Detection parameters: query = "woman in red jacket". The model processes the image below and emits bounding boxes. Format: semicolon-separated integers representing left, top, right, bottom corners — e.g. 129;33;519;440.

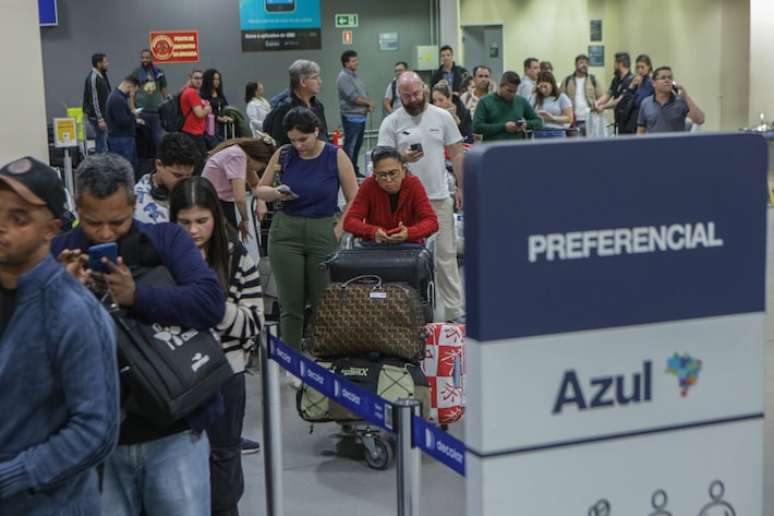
344;146;439;244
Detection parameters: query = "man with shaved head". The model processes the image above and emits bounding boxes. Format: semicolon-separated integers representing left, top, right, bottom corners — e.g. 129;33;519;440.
377;71;466;323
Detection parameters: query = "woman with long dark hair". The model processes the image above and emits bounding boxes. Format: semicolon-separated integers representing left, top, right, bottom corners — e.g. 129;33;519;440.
169;176;263;516
531;70;573;137
255;107;358;360
202;136;276;239
201;68;233;142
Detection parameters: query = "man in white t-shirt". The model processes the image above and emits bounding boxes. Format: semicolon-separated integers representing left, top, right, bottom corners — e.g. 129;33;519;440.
517;57;539;100
377;71;466;323
560;54;605;136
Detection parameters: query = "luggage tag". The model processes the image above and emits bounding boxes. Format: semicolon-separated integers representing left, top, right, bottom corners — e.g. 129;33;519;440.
370;290;388;302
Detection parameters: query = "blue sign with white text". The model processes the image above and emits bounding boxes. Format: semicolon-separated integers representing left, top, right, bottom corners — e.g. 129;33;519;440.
413;416;466;476
240;0;321;51
464;133;768;342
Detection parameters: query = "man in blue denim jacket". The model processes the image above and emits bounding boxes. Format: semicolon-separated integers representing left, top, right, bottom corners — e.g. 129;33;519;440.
51;154;225;516
0;157;120;516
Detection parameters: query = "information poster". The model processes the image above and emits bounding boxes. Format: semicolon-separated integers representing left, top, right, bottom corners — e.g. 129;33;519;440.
149;31;200;63
240;0;321;51
53;118;77;148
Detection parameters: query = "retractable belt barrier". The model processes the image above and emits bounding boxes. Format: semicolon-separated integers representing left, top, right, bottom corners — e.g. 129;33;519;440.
261;332;467;516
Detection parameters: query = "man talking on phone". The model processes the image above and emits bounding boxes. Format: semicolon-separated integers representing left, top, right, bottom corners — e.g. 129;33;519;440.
472;71;543;142
0;157;119;516
51;153;225;516
377;71;466;324
637;66;705;134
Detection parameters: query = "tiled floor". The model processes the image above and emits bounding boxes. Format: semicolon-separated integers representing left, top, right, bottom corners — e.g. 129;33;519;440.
239;210;774;516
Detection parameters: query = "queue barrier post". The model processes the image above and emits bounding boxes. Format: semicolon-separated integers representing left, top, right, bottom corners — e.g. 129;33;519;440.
63;149;74;195
395;398;422;516
260;323;285;516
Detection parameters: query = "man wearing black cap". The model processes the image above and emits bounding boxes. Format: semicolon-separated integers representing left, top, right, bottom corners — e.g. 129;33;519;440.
0;157;120;516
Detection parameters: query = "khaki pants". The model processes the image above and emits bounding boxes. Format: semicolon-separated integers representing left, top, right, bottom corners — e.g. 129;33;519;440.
430;198;465;320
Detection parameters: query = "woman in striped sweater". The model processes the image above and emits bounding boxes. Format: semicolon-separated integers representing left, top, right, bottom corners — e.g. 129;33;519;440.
170;176;263;516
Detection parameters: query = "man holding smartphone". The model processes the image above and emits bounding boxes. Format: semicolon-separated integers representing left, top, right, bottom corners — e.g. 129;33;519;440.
378;71;466;323
637;66;705;134
52;153;225;516
472;71;544;141
0;157;119;516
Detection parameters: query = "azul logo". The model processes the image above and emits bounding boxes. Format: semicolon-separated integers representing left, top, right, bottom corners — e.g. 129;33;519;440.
666;353;702;397
552;362;652;414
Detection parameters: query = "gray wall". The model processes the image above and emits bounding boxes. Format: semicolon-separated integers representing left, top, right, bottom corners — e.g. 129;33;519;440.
40;0;434;128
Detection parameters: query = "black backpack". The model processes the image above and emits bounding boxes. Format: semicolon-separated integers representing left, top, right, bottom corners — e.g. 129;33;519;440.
158;92;191;132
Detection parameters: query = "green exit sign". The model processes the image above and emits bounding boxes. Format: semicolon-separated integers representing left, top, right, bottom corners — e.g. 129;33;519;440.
335;14;358;28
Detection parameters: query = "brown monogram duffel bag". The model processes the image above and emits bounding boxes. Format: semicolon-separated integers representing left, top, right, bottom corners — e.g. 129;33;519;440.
308;275;426;361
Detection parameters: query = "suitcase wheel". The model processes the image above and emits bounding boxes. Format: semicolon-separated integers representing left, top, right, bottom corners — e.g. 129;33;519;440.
363;434;393;471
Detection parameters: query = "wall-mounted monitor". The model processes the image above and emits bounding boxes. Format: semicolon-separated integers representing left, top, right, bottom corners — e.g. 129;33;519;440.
39;0;58;27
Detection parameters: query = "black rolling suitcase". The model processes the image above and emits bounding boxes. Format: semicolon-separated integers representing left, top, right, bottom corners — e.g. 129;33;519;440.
323;244;435;322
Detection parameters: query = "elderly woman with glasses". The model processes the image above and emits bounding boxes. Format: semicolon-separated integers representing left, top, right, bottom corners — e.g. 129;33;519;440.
343;146;438;245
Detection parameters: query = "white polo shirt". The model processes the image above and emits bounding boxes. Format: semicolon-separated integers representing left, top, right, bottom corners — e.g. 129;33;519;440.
377;104;463;200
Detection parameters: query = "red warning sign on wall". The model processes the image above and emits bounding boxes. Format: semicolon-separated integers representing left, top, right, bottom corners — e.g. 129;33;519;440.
149;31;200;63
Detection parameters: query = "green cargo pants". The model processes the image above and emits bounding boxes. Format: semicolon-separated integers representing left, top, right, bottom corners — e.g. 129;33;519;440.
267;212;338;351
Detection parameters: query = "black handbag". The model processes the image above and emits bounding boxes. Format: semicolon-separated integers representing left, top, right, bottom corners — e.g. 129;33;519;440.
112;265;233;427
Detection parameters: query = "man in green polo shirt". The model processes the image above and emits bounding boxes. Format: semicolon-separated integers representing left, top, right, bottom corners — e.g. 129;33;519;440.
472;71;543;142
131;49;168;151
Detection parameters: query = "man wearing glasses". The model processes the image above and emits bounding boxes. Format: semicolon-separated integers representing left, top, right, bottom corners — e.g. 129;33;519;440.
637;66;705;134
265;59;329;147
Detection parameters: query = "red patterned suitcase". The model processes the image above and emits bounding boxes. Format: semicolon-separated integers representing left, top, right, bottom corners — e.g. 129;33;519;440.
421;323;465;425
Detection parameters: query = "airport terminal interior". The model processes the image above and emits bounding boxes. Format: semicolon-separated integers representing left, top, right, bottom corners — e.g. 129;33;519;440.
2;0;774;514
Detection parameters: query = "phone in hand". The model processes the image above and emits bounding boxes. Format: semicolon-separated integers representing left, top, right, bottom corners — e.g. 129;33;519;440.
88;243;118;274
409;143;423;153
672;81;680;95
386;227;402;235
276;184;299;200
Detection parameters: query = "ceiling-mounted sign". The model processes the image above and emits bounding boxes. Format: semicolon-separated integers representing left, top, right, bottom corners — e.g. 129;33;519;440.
335;13;359;28
149;31;200;63
342;30;353;45
240;0;322;52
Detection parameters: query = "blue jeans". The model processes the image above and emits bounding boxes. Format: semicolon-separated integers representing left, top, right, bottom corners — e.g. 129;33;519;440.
342;117;366;175
100;431;211;516
108;136;138;170
89;119;109;153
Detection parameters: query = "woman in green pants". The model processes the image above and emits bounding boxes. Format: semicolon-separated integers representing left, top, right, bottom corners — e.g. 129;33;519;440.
256;107;358;358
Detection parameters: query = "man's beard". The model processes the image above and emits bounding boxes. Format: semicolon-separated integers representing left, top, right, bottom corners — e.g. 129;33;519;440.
404;97;426;116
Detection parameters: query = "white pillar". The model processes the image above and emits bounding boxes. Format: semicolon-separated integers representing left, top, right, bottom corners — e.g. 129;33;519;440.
0;0;48;164
749;0;774;124
438;0;461;62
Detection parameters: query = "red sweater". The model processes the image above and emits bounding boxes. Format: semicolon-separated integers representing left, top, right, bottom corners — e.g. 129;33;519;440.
344;175;439;243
